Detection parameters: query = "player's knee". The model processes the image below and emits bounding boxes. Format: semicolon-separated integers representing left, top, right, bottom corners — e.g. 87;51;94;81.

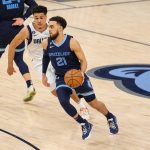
88;99;98;109
84;94;96;103
15;61;29;75
88;99;106;110
14;57;29;75
56;86;72;100
18;65;29;74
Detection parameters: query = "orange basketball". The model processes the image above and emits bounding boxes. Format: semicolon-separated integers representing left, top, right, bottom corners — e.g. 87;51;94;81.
64;69;84;88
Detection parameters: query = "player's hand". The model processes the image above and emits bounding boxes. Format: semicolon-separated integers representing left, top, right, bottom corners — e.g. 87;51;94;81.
7;66;16;75
42;74;50;87
12;18;24;26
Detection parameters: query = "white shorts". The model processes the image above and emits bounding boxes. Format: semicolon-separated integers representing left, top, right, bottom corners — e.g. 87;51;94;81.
32;59;56;91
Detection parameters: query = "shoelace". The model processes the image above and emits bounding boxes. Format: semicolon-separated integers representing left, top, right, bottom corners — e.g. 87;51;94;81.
82;125;88;134
108;118;116;129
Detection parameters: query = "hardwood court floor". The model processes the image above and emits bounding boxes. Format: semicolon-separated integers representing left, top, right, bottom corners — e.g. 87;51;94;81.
0;0;150;149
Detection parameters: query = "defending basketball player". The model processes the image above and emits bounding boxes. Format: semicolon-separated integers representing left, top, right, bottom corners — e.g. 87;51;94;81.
7;6;89;119
42;16;119;140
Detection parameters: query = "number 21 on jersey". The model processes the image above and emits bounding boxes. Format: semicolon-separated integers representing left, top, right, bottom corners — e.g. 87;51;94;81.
56;57;67;66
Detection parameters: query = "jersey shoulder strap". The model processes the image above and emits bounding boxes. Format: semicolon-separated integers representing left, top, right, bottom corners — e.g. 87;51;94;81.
26;24;32;45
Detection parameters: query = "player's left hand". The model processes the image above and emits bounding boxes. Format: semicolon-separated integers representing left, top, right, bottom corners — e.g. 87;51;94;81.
42;74;50;87
12;18;24;26
80;71;85;85
7;66;16;75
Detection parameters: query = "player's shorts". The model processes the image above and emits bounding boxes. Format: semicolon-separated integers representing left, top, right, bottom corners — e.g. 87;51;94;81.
0;20;25;51
32;59;56;91
56;74;96;102
75;74;96;102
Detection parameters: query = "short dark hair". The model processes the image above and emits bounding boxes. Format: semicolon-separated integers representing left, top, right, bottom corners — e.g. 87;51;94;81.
32;5;47;15
49;16;67;29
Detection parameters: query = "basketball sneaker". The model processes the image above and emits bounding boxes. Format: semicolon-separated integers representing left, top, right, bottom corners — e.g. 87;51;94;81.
23;85;36;102
79;100;90;120
81;121;93;140
107;115;119;134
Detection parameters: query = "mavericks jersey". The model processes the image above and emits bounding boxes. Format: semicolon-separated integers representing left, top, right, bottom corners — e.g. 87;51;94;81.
47;35;80;76
27;23;49;60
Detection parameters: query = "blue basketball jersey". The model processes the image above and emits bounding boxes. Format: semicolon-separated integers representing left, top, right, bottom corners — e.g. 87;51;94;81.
47;35;81;76
0;0;37;21
0;0;24;20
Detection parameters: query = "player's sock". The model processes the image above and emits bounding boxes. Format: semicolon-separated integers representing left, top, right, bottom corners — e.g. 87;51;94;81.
26;80;33;88
105;111;114;119
75;114;87;124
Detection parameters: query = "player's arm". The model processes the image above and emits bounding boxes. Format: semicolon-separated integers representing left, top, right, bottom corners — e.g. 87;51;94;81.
42;39;50;87
12;0;38;26
24;0;38;20
7;27;29;75
70;38;87;73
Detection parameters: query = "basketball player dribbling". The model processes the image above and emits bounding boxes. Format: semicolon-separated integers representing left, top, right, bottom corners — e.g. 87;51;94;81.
42;16;119;140
0;0;37;102
7;5;89;119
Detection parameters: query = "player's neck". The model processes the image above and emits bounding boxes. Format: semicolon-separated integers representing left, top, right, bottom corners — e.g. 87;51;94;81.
54;34;65;45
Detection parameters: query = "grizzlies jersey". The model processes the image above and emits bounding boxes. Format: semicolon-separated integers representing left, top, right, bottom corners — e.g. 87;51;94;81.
0;0;37;21
27;23;49;60
47;35;80;76
0;0;24;20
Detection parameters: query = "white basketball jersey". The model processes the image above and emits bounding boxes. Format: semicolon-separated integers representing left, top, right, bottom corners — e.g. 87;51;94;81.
27;23;49;60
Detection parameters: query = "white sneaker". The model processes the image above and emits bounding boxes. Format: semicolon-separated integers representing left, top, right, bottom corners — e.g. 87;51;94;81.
23;85;36;102
79;99;90;120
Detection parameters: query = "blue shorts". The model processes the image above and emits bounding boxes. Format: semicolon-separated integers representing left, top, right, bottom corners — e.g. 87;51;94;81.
0;20;25;50
56;74;96;102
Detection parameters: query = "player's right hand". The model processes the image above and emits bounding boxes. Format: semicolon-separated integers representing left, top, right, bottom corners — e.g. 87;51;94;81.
7;66;16;75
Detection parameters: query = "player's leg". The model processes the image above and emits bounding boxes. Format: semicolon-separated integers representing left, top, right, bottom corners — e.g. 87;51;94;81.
88;98;118;134
0;21;35;101
76;74;119;134
14;49;36;102
51;88;90;119
56;84;92;140
45;64;90;119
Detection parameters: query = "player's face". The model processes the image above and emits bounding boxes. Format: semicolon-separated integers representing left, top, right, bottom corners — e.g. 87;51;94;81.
48;21;60;40
33;13;47;29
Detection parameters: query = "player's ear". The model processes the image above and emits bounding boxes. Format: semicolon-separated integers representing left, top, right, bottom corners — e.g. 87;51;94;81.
59;25;63;31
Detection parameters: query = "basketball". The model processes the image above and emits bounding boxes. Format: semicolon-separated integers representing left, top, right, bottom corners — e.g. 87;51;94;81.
64;69;84;88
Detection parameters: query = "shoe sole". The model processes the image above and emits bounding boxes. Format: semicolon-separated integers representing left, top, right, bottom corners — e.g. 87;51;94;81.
23;91;36;102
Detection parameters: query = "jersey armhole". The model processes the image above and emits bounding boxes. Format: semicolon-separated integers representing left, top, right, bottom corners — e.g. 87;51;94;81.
46;37;51;50
27;25;32;45
69;35;74;51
